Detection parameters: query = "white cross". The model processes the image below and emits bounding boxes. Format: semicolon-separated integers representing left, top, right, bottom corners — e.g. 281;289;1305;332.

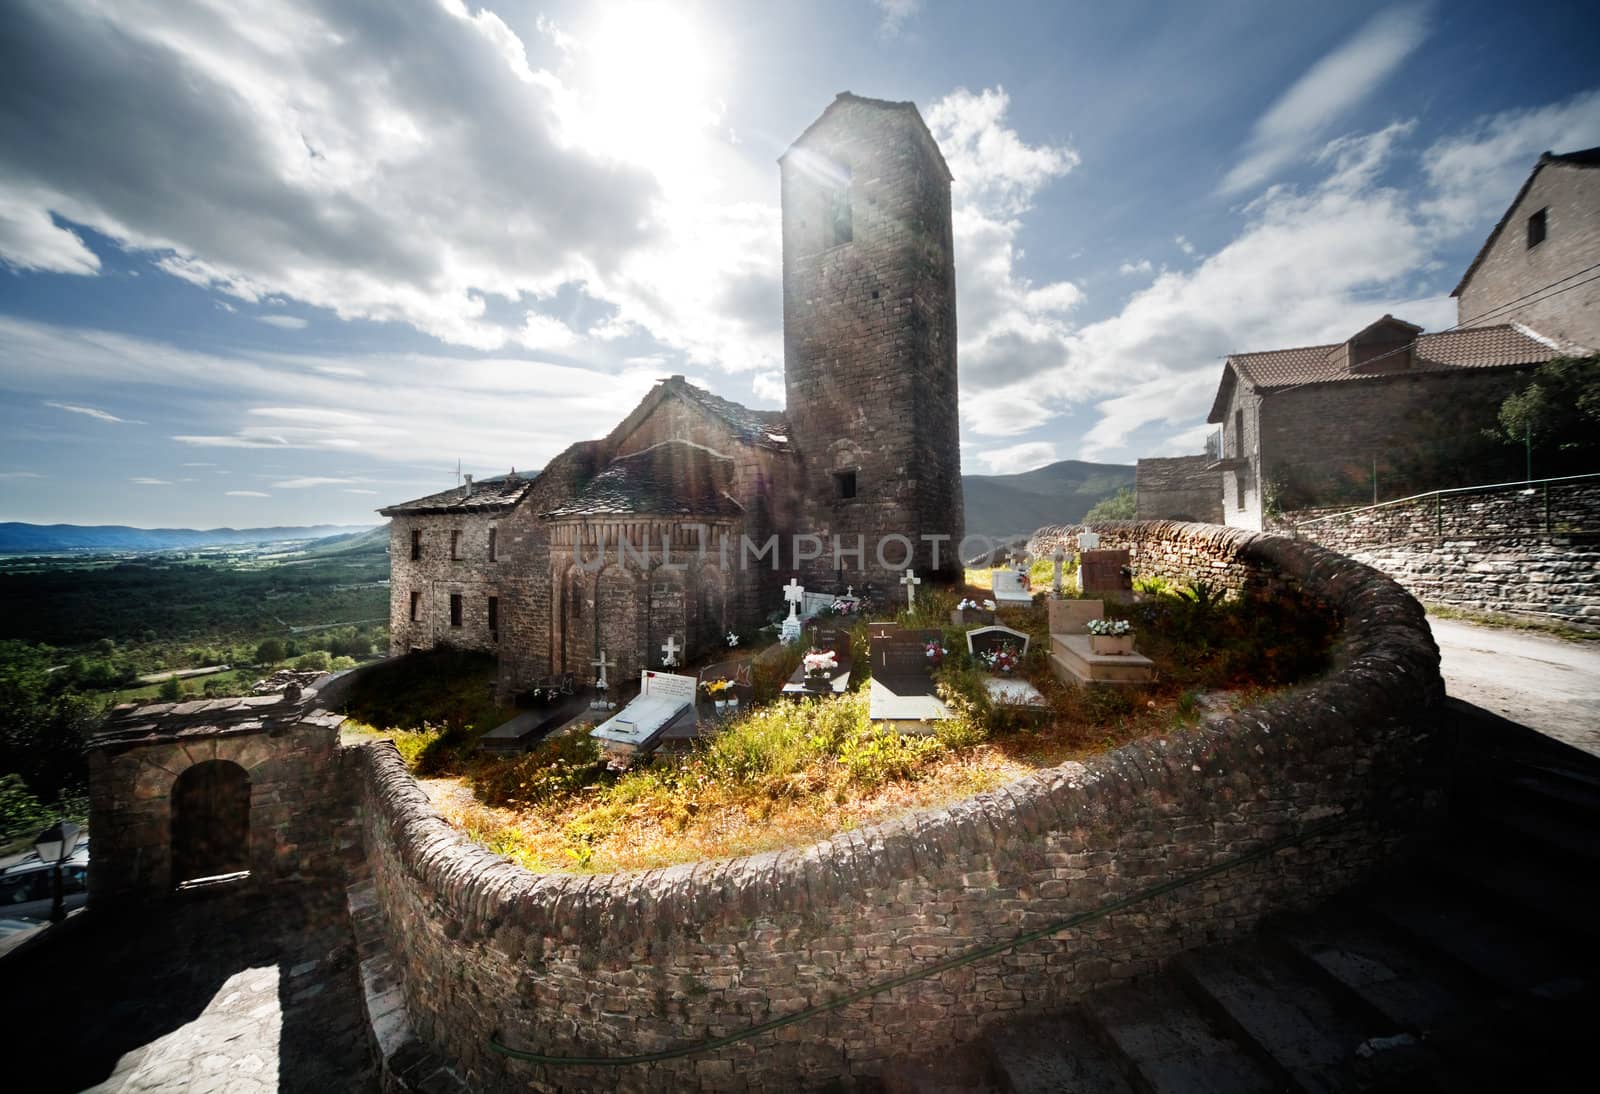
782;577;805;619
845;585;854;598
660;635;681;667
591;649;614;691
726;631;739;647
1076;531;1100;551
900;568;921;606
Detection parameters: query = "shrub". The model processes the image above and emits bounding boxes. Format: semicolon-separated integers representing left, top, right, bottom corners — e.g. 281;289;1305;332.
836;727;942;789
293;650;331;672
255;638;286;664
468;732;604;807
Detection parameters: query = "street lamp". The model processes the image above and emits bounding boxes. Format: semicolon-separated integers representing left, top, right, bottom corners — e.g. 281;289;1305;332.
32;819;81;924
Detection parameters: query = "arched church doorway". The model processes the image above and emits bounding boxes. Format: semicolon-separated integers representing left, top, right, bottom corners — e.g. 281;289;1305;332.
171;760;251;884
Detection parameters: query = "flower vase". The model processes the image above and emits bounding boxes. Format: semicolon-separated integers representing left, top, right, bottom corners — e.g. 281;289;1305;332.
714;699;727;712
1090;634;1135;656
804;673;830;693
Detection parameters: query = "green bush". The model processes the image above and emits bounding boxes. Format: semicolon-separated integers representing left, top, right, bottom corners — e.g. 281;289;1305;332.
468;732;603;807
836;727;942;789
255;638;286;664
293;650;331;672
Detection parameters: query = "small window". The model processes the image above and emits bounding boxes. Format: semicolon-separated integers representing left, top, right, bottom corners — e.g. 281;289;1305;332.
488;596;499;634
1528;207;1547;247
409;590;420;622
410;529;421;560
487;527;498;562
828;172;853;247
449;594;463;627
450;530;462;560
834;469;857;500
1233;409;1244;459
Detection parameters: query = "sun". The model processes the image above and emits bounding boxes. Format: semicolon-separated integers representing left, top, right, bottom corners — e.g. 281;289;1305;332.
577;3;724;175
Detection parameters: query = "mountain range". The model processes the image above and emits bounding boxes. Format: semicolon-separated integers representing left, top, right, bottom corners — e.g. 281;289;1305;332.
960;460;1134;539
0;522;382;554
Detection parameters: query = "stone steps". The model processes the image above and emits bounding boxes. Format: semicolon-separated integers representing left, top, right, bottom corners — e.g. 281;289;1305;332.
986;1012;1137;1094
1049;633;1156;686
1080;978;1280;1094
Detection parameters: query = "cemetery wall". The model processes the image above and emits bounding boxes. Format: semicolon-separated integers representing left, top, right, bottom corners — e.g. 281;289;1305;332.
351;522;1446;1092
1135;455;1223;523
1276;478;1600;625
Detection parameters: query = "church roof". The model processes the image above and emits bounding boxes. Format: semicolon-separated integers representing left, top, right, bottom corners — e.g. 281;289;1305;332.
543;441;744;521
670;378;791;450
1452;147;1600;298
1208;323;1562;422
378;472;536;516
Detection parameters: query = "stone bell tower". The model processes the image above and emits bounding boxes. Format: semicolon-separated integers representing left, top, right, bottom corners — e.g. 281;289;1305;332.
780;93;964;589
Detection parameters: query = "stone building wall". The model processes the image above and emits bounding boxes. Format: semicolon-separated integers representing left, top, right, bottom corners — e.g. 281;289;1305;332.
386;511;509;656
88;696;346;905
350;522;1446;1092
1456;159;1600;350
783;95;963;587
1277;478;1600;625
1135;455;1222;523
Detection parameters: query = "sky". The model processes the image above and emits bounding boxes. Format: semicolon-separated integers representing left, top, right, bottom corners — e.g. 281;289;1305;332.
1;0;1598;528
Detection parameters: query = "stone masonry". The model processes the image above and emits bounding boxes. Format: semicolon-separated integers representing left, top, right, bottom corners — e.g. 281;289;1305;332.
1134;455;1222;523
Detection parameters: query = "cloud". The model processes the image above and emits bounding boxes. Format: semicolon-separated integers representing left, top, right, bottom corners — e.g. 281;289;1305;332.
130;477;173;485
1220;4;1430;194
975;441;1057;474
343;488;379;495
226;490;271;497
270;476;371;489
0;191;100;273
44;400;140;424
256;315;308;330
1175;235;1195;256
0;471;44;479
1119;259;1154;276
874;0;921;36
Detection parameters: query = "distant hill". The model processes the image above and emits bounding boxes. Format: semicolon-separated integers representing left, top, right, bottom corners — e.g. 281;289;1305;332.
962;460;1135;539
295;523;391;558
0;521;382;554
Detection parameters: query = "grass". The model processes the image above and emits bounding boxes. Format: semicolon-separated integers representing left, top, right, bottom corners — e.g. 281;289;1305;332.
349;580;1338;874
1424;602;1599;642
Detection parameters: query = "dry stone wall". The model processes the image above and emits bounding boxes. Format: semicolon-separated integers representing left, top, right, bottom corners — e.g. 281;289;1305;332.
351;523;1446;1092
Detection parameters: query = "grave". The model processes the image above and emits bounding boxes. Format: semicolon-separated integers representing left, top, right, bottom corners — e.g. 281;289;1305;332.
965;625;1047;713
478;689;593;754
779;577;805;644
866;623;952;731
1046;596;1155;688
1079;548;1134;600
782;624;855;697
992;567;1034;605
697;657;753;718
590;670;700;757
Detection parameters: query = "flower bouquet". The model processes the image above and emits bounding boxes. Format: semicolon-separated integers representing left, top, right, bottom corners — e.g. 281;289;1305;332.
924;640;949;668
951;597;996;626
981;644;1021;674
802;648;838;691
1085;616;1135;655
701;677;737;711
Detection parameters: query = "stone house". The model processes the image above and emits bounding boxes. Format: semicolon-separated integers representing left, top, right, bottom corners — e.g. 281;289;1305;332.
379;94;964;699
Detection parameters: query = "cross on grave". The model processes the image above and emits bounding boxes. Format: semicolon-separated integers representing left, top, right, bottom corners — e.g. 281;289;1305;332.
900;568;922;606
782;577;805;620
591;649;615;692
726;631;739;647
1076;531;1101;551
660;635;681;667
845;585;854;598
1051;546;1065;595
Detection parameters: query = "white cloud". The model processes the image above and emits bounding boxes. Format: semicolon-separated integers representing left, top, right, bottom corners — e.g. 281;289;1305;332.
270;476;371;489
0;190;100;274
1220;4;1430;194
1119;259;1154;276
257;314;308;330
750;370;785;404
0;470;44;479
226;489;271;497
343;488;379;495
975;441;1057;474
130;477;173;485
874;0;921;37
1175;235;1195;256
44;400;141;424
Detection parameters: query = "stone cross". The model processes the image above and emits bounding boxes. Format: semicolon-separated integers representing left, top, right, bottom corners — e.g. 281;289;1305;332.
845;585;854;598
660;635;681;667
1076;531;1100;551
1051;546;1065;596
591;649;615;692
900;568;922;606
726;631;739;647
782;577;805;620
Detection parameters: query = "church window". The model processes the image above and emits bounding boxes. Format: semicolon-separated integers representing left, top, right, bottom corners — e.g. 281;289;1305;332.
828;167;853;247
409;590;420;622
834;469;857;499
488;527;498;561
410;529;421;560
449;594;463;627
450;530;462;560
488;596;499;634
1528;207;1547;248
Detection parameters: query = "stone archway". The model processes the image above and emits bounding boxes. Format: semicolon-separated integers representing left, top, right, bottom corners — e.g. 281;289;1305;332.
170;760;251;885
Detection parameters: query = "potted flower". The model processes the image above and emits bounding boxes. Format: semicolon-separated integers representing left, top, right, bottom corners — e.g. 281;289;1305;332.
802;648;838;691
981;644;1021;674
924;640;948;669
1085;617;1134;655
825;597;859;617
950;597;996;626
701;677;734;711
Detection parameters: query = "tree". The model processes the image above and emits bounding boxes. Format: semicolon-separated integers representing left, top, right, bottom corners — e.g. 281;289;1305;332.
1084;485;1136;523
158;676;184;702
255;638;286;665
1494;356;1600;475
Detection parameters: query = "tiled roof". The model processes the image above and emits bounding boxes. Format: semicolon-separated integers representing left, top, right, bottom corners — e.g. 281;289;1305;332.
544;441;744;521
1230;324;1559;389
670;379;790;451
379;472;535;516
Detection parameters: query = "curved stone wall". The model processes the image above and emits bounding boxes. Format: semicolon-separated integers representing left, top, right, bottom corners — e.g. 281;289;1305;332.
351;522;1446;1092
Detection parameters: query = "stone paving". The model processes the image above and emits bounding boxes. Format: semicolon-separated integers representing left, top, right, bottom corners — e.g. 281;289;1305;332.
0;883;376;1094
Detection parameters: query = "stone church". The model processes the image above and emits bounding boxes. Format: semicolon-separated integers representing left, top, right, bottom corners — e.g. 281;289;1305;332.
380;94;964;697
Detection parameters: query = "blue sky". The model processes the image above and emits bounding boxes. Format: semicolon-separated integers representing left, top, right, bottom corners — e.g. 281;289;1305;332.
1;0;1597;527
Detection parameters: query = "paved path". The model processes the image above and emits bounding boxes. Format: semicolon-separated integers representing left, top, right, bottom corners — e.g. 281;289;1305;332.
0;884;376;1094
1428;614;1600;758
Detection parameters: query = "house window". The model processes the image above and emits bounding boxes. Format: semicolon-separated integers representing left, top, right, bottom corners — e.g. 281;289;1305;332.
450;530;462;560
449;594;463;627
409;590;420;622
828;166;852;247
488;596;499;634
1528;207;1547;248
488;527;497;562
1233;409;1245;459
834;469;857;500
410;529;421;560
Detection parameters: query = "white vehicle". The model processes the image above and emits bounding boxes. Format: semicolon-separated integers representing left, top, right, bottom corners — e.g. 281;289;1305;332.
0;845;89;922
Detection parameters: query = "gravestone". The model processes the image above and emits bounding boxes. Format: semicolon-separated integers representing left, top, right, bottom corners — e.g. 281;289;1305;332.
782;624;854;697
866;623;951;730
992;568;1033;604
1080;549;1133;599
900;568;922;606
780;577;805;644
966;625;1046;712
591;670;699;755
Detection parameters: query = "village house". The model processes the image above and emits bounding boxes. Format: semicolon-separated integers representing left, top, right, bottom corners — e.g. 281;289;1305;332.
1138;146;1599;531
379;94;964;698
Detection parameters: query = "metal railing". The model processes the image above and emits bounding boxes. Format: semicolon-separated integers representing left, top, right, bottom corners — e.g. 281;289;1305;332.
1290;471;1600;536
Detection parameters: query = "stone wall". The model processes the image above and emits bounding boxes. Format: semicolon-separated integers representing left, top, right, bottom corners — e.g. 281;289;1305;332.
350;522;1445;1091
783;95;963;586
1135;456;1222;523
88;695;346;905
1276;478;1600;625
